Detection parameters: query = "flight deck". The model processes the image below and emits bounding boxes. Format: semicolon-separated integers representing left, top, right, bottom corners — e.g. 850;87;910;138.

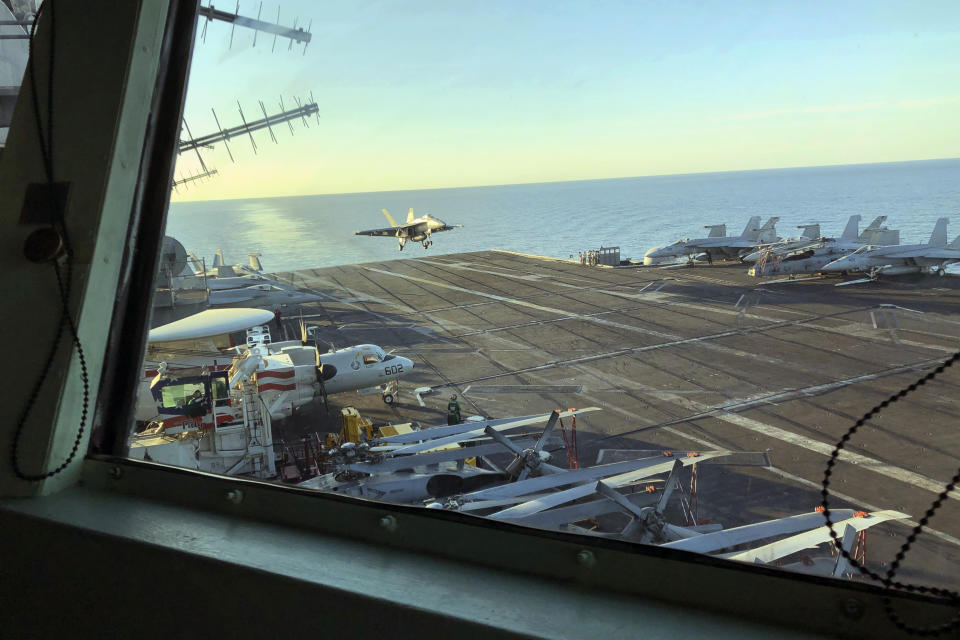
272;250;960;589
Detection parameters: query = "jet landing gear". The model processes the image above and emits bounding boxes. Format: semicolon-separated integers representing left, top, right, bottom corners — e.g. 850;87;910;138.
421;239;433;249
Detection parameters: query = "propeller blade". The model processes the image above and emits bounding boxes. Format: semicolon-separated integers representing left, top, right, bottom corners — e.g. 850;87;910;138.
655;459;683;515
832;524;859;577
595;480;648;520
483;425;526;457
533;410;560;454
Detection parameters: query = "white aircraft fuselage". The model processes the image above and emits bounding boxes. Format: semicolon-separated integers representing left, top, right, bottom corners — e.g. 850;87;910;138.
355;208;462;250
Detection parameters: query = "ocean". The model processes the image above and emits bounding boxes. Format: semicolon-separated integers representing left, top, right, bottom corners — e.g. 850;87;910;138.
167;158;960;273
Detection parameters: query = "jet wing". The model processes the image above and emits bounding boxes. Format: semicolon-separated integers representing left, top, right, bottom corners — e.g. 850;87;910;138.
886;248;958;260
355;227;398;237
433;224;463;232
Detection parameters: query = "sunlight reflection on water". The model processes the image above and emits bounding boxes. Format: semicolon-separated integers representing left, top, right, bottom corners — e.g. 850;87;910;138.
167;159;960;273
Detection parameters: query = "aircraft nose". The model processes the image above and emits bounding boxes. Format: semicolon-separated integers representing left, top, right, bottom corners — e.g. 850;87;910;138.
821;260;845;272
400;356;414;371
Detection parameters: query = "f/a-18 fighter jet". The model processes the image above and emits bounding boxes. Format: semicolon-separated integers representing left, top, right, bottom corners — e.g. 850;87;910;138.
685;216;780;262
747;215;901;277
821;217;959;283
355;208;462;251
643;221;732;265
742;223;825;263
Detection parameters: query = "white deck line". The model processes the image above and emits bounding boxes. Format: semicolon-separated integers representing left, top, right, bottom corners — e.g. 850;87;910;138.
366;266;960;503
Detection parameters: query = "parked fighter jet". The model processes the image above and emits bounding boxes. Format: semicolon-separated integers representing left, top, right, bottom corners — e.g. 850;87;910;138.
643;222;730;265
187;249;266;279
742;223;825;263
207;282;324;307
821;218;959;283
686;216;780;261
355;208;462;251
747;215;901;277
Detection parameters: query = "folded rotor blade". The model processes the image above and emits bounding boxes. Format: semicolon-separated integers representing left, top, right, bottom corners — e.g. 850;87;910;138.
345;439;539;473
661;510;856;554
516;493;661;530
719;510;908;564
376;409;597;445
489;452;728;520
460;455;685;503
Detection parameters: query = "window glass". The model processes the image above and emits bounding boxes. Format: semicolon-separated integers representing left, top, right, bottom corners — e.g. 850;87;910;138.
0;1;34;149
130;0;960;598
159;382;205;410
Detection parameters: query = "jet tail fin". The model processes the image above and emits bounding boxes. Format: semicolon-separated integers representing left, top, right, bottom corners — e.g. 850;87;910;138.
928;217;948;247
186;252;205;275
248;253;263;271
863;215;886;232
212;250;224;269
739;216;762;239
949;234;960;250
754;217;779;243
406;208;415;223
703;224;726;238
381;209;398;227
840;215;860;242
797;224;820;240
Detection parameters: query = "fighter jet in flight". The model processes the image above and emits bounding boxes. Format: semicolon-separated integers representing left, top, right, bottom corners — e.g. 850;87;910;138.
356;208;462;251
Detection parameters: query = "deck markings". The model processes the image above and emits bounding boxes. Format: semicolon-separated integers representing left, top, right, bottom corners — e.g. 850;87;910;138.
365;264;959;501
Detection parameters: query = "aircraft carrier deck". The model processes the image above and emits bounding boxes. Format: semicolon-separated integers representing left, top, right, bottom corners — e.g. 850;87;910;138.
273;250;960;589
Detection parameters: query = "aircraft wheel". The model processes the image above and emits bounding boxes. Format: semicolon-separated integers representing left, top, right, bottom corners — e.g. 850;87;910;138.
382;393;394;405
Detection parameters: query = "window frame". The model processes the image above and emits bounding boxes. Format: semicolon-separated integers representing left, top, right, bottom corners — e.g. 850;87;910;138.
1;2;956;637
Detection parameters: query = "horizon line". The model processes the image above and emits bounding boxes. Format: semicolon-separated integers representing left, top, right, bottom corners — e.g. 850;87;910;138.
171;155;960;204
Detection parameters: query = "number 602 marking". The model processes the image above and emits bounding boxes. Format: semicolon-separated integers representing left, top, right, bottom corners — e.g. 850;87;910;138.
384;364;404;375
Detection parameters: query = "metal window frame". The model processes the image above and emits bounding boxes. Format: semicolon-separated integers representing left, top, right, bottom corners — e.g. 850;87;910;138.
0;3;956;637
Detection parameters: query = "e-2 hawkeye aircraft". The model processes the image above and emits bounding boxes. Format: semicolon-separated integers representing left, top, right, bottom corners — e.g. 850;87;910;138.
355;208;462;250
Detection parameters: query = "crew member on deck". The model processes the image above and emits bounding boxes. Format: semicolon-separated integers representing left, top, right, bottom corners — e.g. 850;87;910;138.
447;395;462;425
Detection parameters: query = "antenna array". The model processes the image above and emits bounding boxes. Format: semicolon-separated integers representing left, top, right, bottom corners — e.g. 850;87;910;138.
178;96;319;160
199;2;313;54
173;96;319;190
172;168;219;192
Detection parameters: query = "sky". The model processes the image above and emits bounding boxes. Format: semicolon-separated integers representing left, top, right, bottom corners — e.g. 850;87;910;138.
172;1;960;201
